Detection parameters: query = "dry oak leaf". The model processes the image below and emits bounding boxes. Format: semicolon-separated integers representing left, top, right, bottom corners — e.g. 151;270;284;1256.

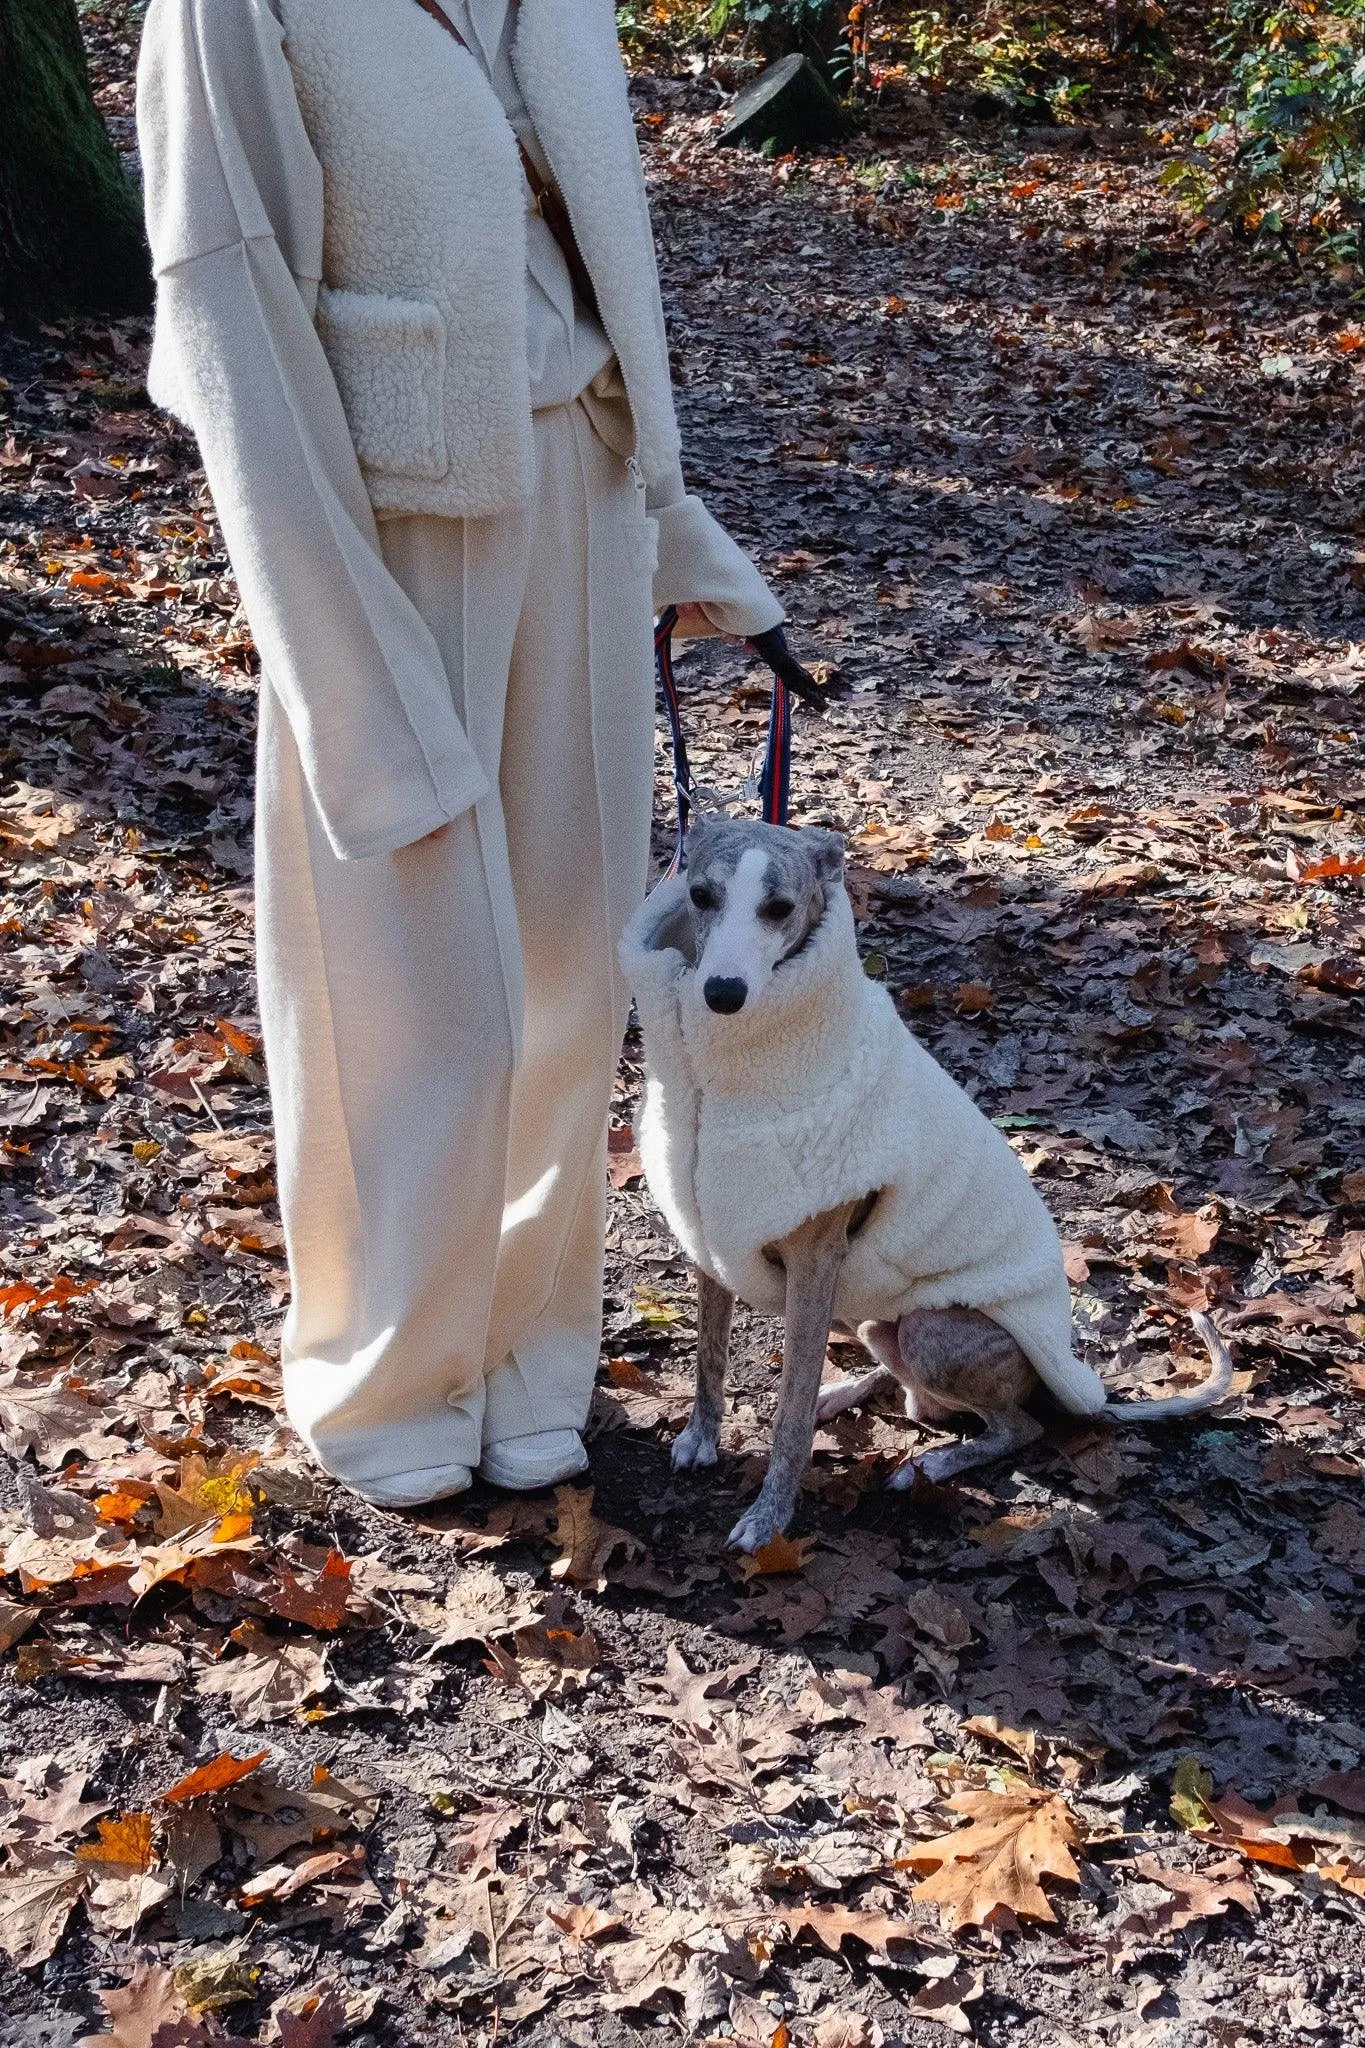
79;1962;194;2046
446;1801;522;1880
0;1844;86;1967
484;1621;600;1695
813;2017;884;2048
405;1563;543;1652
195;1620;329;1724
0;1594;36;1652
735;1532;816;1579
0;1370;124;1468
910;1962;986;2035
18;1636;188;1686
546;1898;626;1946
159;1749;270;1805
1129;1854;1256;1931
0;1763;111;1850
548;1483;642;1589
780;1901;925;1956
275;1989;348;2048
222;1764;380;1861
638;1645;761;1730
902;1787;1084;1931
265;1549;354;1632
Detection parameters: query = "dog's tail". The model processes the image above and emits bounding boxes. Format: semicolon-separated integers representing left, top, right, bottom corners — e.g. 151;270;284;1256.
1102;1312;1234;1420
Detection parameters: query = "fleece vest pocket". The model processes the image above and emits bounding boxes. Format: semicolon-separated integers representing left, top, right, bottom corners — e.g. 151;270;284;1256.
316;287;449;483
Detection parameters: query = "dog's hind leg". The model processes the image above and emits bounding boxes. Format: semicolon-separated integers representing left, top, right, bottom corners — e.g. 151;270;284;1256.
814;1364;894;1422
729;1202;856;1552
883;1306;1043;1489
671;1268;734;1470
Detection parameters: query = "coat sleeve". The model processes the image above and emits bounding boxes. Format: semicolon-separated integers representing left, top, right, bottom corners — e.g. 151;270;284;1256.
645;454;785;639
136;0;490;861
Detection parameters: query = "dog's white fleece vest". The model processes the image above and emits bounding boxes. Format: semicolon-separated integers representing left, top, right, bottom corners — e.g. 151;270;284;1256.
620;875;1108;1415
275;0;681;518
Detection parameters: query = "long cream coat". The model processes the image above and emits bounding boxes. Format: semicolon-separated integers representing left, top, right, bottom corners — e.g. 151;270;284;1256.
136;0;783;1491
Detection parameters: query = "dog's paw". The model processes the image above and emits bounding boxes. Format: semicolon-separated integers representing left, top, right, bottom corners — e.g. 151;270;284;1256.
814;1383;852;1424
670;1419;719;1471
904;1445;962;1485
727;1497;788;1553
886;1455;922;1492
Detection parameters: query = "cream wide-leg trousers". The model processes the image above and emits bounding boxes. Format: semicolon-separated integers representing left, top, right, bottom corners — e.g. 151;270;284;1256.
254;400;657;1487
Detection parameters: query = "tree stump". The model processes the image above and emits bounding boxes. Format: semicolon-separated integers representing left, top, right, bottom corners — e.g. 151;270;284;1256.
0;0;152;321
716;55;852;155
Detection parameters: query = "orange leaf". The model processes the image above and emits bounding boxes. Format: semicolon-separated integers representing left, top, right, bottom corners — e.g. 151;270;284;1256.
230;1339;274;1363
96;1486;155;1523
1297;854;1365;884
266;1549;352;1630
1231;1835;1306;1869
737;1533;814;1578
77;1811;154;1871
160;1748;270;1804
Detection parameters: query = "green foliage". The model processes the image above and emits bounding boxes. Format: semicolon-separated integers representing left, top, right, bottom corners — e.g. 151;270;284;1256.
1171;1;1365;271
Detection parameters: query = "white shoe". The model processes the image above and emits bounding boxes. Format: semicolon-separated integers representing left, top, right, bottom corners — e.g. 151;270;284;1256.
349;1462;474;1508
479;1429;588;1491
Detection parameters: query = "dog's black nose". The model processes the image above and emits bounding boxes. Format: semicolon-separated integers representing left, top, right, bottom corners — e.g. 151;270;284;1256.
704;976;748;1014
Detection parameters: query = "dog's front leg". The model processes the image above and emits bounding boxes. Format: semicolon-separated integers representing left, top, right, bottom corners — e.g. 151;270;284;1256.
728;1206;850;1553
671;1267;734;1470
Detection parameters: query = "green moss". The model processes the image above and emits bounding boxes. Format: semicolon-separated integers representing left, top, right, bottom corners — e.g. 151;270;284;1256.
0;0;152;320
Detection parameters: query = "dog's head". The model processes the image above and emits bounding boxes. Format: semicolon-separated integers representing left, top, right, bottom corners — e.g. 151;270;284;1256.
683;819;845;1015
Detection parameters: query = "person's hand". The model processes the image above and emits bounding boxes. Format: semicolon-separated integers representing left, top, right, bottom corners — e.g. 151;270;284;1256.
672;601;729;641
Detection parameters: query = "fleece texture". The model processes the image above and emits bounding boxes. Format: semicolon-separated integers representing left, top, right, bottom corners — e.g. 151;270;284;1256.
620;876;1109;1416
274;0;682;516
278;0;534;518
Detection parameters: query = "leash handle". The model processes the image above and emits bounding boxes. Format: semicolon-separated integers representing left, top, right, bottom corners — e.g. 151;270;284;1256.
654;611;814;868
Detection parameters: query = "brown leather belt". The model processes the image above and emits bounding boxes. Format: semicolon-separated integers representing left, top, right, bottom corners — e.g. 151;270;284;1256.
411;0;600;319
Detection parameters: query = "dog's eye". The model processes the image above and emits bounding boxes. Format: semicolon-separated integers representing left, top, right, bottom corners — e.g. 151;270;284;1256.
688;883;718;912
760;898;795;922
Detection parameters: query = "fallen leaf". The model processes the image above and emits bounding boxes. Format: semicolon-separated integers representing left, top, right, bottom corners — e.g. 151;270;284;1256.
911;1963;986;2034
1130;1854;1257;1930
736;1532;815;1578
548;1484;641;1590
160;1749;271;1805
75;1811;154;1872
195;1621;329;1724
264;1548;353;1631
0;1845;86;1967
0;1371;123;1468
813;2017;884;2048
404;1564;543;1651
79;1961;193;2045
901;1788;1084;1930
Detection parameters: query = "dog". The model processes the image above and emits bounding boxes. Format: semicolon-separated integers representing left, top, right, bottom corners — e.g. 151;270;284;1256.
618;818;1232;1553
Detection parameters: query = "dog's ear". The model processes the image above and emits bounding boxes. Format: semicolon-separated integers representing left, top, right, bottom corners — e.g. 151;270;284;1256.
807;829;846;884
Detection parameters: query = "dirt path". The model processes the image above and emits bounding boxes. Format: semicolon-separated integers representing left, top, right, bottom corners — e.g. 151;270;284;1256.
0;37;1363;2048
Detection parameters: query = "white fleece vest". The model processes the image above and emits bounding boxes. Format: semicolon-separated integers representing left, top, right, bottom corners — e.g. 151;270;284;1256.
276;0;681;518
620;875;1108;1416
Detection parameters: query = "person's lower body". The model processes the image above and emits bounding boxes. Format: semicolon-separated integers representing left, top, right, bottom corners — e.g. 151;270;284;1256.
254;399;657;1501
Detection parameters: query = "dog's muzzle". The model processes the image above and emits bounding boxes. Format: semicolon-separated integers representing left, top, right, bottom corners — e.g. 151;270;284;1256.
703;975;748;1014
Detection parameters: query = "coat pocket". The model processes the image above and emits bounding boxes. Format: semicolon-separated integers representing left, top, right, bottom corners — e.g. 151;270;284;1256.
316;287;449;483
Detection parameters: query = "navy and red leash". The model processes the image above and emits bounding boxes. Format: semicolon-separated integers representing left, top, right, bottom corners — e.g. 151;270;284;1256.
653;606;823;870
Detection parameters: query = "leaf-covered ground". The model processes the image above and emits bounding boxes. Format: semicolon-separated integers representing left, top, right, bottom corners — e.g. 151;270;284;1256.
1;15;1364;2048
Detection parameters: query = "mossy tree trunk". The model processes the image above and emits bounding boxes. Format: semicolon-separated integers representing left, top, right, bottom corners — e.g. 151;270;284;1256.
0;0;152;321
